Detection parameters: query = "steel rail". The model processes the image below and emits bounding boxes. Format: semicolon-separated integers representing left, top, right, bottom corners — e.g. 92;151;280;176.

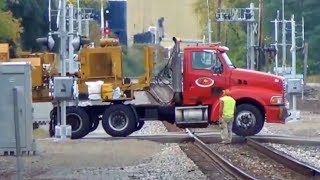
83;132;246;144
249;135;320;146
247;138;320;177
186;129;256;180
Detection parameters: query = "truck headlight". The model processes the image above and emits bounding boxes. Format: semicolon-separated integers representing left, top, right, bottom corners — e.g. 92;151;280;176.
270;96;284;105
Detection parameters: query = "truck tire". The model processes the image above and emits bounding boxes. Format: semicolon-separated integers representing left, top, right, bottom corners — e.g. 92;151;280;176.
232;104;264;136
90;116;100;132
49;108;57;137
49;107;91;139
136;121;145;131
90;120;99;132
66;107;91;139
102;104;137;137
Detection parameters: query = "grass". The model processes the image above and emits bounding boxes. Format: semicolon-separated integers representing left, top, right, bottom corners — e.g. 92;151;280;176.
306;75;320;83
33;128;49;139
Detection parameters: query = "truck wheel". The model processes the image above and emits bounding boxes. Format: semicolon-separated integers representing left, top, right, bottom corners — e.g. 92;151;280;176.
49;108;57;137
102;104;137;137
66;107;91;139
136;121;145;131
232;104;264;136
90;117;100;132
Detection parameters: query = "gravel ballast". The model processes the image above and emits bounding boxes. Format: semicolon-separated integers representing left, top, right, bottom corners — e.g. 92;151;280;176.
259;111;320;137
265;143;320;170
208;143;308;179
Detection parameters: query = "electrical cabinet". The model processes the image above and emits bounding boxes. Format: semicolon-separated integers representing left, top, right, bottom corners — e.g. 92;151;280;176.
53;76;74;100
286;78;303;94
0;62;34;154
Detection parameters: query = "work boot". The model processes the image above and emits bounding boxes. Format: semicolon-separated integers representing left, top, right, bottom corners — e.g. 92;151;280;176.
220;140;231;144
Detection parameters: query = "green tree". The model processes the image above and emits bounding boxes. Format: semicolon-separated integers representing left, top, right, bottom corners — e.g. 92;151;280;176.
0;0;22;44
7;0;48;51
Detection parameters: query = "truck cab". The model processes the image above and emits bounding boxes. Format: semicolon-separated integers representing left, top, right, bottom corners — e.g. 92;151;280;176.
173;40;289;136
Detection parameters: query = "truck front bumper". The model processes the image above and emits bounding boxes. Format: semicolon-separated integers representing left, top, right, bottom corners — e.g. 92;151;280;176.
265;105;289;124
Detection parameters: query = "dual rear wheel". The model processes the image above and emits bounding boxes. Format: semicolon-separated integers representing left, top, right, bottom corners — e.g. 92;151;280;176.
49;104;143;139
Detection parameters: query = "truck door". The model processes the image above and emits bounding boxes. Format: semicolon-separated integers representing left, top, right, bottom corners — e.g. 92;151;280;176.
183;50;228;105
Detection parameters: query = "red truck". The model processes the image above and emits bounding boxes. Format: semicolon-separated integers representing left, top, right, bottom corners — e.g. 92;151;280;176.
169;37;289;136
50;37;289;138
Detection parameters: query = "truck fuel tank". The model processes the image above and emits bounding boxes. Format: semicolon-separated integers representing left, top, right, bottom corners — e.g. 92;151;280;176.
175;105;209;128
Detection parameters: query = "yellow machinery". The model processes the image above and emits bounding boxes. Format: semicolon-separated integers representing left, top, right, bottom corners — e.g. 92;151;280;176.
0;43;9;62
0;43;58;102
77;38;154;101
0;38;154;103
10;52;58;102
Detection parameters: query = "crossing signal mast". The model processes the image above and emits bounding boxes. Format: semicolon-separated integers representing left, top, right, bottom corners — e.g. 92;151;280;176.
270;0;305;122
215;3;259;70
44;0;97;139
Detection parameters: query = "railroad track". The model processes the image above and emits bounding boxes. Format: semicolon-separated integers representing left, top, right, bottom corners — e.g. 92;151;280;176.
246;138;320;177
148;84;320;179
186;129;320;179
186;129;255;179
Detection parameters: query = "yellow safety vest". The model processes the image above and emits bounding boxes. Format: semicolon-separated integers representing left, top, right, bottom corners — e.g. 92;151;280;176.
220;96;236;120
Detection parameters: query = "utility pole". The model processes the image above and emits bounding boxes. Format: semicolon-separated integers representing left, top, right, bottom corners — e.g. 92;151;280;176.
100;0;105;38
291;15;297;121
281;0;286;70
49;0;52;32
68;4;74;74
249;3;255;70
58;0;68;139
217;0;222;41
303;42;308;85
77;0;82;35
85;20;90;37
257;0;264;71
271;11;280;75
206;0;212;43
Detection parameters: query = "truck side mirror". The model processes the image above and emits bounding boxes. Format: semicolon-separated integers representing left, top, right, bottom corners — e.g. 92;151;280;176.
217;65;223;74
212;64;223;74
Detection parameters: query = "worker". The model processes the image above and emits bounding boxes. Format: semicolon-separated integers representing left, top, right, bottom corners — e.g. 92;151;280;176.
219;89;236;144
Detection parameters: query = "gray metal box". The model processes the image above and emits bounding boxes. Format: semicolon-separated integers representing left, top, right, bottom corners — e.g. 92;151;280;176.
53;76;74;100
0;62;34;154
287;78;303;94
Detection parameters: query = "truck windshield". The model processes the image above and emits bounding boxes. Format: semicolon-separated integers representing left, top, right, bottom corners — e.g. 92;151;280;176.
222;53;235;68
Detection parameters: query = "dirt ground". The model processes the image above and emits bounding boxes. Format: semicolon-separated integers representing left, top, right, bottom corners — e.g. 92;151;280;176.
0;139;206;180
0;139;163;179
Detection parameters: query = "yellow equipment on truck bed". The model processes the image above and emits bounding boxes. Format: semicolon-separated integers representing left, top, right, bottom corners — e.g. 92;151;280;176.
0;43;9;62
77;39;154;101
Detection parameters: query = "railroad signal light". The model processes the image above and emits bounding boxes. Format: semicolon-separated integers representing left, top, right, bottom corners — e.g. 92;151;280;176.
36;33;55;51
72;35;91;51
104;27;111;35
